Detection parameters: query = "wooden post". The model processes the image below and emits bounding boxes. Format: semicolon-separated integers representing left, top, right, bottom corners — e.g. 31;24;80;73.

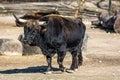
108;0;112;15
75;0;85;17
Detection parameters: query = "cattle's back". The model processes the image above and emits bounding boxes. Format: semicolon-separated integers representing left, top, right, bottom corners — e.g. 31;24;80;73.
42;15;86;48
43;15;85;37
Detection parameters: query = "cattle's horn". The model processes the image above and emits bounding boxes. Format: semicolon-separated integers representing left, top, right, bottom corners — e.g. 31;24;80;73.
18;18;27;23
13;13;27;23
39;21;46;25
13;13;19;22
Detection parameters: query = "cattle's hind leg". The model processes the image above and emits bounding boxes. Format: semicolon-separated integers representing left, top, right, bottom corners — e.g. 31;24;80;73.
78;49;83;66
57;51;66;72
70;51;78;71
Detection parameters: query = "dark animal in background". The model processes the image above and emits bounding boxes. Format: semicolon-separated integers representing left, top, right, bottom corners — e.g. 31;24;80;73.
13;10;60;27
91;10;120;33
92;11;114;29
15;14;86;73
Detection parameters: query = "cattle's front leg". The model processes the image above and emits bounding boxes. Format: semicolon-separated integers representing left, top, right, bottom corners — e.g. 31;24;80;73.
57;51;66;72
46;56;53;73
70;51;78;71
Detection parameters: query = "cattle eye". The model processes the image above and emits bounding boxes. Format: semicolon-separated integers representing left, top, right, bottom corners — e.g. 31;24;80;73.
32;30;35;33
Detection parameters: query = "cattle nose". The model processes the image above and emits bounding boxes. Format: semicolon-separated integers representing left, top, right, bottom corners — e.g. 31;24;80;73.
23;40;31;44
23;40;28;44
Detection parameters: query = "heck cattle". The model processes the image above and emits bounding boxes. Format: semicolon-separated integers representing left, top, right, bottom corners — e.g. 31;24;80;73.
13;10;60;27
17;14;86;73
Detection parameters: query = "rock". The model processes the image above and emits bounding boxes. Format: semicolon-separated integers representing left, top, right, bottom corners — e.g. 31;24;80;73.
114;17;120;33
98;0;109;10
84;2;99;12
84;1;109;13
22;44;41;55
0;39;22;56
85;2;97;9
0;4;5;9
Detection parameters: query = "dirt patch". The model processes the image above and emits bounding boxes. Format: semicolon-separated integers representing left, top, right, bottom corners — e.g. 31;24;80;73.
0;55;120;80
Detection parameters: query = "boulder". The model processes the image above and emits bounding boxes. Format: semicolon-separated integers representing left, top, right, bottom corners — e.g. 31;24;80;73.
22;44;42;55
0;4;5;9
114;17;120;33
84;2;103;13
0;39;22;56
84;2;98;11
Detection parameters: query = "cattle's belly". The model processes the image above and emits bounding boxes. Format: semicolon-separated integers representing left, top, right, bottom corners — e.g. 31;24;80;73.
67;40;80;48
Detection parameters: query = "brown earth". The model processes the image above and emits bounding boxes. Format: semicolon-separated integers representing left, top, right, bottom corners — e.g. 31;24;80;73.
0;16;120;80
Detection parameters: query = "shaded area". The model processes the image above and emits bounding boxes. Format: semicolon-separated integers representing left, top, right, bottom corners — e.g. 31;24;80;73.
0;66;59;74
91;25;115;33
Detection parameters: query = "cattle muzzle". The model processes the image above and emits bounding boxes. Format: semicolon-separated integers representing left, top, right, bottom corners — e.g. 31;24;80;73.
23;39;32;45
23;38;36;46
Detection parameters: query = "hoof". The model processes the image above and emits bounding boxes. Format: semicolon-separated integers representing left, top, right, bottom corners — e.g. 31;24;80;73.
66;69;74;73
52;71;64;74
44;71;52;74
60;67;67;72
66;69;78;73
78;62;82;66
74;69;78;72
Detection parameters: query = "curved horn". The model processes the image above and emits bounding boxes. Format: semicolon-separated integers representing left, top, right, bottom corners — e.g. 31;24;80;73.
39;21;46;25
13;13;27;23
13;13;19;22
18;18;27;23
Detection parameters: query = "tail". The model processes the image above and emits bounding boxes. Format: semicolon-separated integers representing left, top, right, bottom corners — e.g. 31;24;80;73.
78;32;88;66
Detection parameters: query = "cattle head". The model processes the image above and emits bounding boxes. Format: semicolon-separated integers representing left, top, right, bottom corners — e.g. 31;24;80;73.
23;20;47;46
13;14;47;45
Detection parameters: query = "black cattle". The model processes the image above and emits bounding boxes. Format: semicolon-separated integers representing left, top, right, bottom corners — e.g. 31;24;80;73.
17;14;86;73
13;10;60;27
92;11;114;29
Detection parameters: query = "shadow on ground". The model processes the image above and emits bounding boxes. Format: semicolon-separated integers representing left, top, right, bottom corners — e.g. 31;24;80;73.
0;66;60;74
91;25;115;33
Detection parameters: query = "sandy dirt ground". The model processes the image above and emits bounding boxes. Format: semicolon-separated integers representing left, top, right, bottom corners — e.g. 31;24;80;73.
0;16;120;80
